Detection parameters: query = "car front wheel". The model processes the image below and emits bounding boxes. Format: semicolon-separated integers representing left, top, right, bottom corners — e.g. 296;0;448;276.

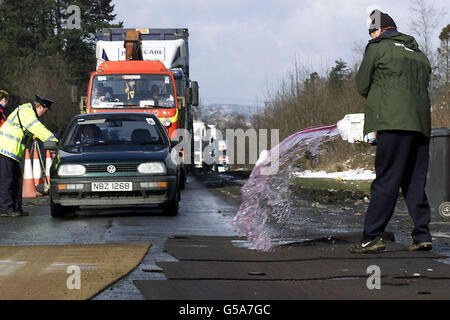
162;185;180;216
50;196;78;218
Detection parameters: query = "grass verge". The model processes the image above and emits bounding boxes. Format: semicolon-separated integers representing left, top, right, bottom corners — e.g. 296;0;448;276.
290;177;373;204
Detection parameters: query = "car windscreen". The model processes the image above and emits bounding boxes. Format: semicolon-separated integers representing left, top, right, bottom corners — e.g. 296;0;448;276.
63;116;168;148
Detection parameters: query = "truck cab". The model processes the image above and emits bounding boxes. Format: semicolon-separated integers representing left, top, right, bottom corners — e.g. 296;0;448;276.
87;60;183;138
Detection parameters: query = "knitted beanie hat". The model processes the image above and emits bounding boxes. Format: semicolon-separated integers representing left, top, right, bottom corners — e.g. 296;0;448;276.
369;9;397;34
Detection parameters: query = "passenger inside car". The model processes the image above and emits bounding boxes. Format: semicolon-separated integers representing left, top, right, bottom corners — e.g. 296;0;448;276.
131;128;152;144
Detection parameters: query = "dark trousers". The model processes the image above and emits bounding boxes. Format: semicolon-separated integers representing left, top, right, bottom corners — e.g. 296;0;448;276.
0;154;23;213
364;130;432;244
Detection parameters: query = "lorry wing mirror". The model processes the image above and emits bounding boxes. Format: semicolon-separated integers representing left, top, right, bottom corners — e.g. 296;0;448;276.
191;81;199;106
79;96;87;113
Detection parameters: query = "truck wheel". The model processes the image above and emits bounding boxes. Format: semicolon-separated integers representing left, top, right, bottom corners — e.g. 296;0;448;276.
439;202;450;220
50;196;78;218
162;198;179;216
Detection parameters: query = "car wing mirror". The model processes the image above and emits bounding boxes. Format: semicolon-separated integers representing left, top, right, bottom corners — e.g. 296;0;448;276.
44;140;58;151
170;136;183;148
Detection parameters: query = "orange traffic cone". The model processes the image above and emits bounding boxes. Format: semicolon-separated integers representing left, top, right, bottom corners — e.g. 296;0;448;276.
22;149;42;198
33;147;44;187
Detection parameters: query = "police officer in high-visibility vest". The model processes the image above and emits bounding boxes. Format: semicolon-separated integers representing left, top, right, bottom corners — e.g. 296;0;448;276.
0;95;58;217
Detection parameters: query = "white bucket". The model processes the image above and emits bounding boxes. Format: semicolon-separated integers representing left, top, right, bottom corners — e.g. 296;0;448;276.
337;113;377;144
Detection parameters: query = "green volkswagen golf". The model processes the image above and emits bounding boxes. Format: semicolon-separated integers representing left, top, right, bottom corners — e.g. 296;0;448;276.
45;112;181;217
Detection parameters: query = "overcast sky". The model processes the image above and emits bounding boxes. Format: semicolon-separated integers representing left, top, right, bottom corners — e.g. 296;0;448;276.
112;0;449;106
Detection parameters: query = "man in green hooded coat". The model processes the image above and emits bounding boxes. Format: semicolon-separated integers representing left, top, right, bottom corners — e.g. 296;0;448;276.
349;10;433;253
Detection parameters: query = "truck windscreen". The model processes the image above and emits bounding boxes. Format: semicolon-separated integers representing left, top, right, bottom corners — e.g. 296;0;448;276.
90;74;175;109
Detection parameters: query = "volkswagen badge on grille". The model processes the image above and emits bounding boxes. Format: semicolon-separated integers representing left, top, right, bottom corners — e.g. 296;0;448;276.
107;165;116;174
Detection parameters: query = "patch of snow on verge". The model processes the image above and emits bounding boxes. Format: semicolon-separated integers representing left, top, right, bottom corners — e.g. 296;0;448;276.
292;168;375;180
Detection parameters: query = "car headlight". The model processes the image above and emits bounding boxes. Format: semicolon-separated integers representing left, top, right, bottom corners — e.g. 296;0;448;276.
137;162;166;174
58;164;86;176
161;118;171;127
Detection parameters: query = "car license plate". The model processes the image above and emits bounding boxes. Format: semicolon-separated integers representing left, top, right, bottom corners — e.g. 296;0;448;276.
91;182;132;191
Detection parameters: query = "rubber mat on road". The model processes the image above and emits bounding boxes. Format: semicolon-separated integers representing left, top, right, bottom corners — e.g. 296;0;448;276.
156;258;450;281
163;236;445;262
146;234;449;300
167;232;395;245
167;235;247;243
133;278;450;300
0;242;150;300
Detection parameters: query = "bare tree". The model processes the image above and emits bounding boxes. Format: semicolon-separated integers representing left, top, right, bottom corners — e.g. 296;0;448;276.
408;0;444;59
437;24;450;87
351;40;366;71
432;24;450;126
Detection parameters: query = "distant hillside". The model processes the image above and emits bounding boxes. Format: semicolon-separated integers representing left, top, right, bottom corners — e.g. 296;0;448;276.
196;103;258;130
201;103;257;117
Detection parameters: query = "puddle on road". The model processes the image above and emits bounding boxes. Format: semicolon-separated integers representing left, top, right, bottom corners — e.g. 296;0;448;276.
231;238;310;250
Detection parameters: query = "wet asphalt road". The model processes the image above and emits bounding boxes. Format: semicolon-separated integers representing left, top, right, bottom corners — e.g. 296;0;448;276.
0;171;449;299
0;174;238;300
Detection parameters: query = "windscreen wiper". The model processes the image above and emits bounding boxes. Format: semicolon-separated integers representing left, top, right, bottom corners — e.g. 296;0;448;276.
102;104;141;108
133;141;165;145
81;140;114;146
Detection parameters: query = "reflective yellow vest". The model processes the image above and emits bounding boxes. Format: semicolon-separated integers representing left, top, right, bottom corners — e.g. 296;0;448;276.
0;103;58;162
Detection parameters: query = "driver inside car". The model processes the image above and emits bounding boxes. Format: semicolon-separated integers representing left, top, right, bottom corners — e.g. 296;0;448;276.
78;124;103;144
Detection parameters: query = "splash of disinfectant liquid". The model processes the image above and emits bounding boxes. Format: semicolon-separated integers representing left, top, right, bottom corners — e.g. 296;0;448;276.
232;124;343;251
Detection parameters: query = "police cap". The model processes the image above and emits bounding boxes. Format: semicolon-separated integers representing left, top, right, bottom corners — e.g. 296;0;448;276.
35;95;54;109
